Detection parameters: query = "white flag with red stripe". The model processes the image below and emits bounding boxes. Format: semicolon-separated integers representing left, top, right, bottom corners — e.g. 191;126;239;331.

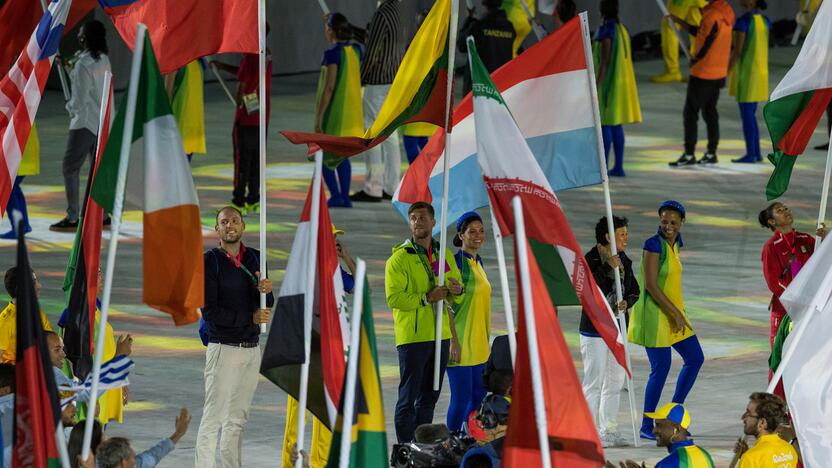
0;0;71;214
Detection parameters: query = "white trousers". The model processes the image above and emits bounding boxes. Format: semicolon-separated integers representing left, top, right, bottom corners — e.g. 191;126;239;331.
195;343;262;468
362;84;402;197
580;335;626;435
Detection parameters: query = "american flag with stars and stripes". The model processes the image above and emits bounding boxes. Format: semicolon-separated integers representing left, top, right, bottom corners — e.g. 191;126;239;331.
0;0;71;215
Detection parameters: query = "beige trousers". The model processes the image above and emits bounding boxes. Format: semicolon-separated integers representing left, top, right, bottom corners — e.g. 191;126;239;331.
195;343;261;468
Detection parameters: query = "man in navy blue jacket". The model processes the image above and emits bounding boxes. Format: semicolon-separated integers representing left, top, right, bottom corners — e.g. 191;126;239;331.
195;206;274;468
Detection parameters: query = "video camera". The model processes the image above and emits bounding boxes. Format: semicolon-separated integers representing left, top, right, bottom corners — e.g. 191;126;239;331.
390;431;476;467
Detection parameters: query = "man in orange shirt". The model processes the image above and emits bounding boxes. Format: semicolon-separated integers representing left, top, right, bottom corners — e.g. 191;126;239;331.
668;0;735;167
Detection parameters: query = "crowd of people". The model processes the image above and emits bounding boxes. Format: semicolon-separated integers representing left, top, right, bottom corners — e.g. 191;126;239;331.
0;0;826;466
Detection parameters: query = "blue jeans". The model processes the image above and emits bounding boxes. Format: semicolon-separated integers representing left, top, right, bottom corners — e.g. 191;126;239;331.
394;340;449;442
641;335;704;432
446;363;487;432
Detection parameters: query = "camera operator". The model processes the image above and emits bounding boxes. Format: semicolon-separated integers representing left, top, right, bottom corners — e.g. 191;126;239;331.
459;393;511;468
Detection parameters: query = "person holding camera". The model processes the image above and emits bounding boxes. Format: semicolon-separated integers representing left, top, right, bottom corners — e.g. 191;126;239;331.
459;394;511;468
386;202;464;443
195;206;274;468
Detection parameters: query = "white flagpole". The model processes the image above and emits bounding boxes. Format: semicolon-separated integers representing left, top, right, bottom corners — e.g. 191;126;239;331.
81;24;146;462
258;0;268;334
38;0;71;101
653;0;691;61
518;0;547;40
434;0;460;391
209;61;238;107
580;11;639;447
512;196;552;468
338;259;367;468
56;422;71;468
815;127;832;244
316;0;330;15
295;150;323;468
489;202;516;365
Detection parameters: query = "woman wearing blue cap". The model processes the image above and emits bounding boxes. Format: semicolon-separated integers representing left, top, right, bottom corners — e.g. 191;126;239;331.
446;211;492;432
629;200;704;440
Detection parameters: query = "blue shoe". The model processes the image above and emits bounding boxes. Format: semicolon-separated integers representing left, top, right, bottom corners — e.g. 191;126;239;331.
341;196;352;208
639;429;656;440
732;154;757;163
328;197;346;208
0;225;30;239
608;168;626;177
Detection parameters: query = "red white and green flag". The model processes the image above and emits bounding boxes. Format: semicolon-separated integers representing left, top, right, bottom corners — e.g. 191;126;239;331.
90;34;204;325
763;0;832;200
468;39;629;373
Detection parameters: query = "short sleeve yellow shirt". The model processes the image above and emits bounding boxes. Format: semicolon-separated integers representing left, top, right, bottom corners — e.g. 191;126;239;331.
0;302;54;364
738;434;798;468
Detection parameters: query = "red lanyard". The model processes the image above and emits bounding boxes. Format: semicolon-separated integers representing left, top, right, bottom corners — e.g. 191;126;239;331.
222;243;246;268
780;231;797;258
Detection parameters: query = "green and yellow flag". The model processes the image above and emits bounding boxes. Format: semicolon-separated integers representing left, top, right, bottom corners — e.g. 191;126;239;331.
282;0;451;157
171;60;206;155
502;0;534;54
325;282;387;468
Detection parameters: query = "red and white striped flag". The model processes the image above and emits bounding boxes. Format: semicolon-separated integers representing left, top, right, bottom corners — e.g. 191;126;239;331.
0;0;71;215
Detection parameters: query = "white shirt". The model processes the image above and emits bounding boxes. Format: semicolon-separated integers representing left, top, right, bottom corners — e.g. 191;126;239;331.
66;51;111;133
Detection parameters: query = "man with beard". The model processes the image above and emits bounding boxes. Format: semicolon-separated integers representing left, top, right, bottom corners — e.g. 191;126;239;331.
195;206;274;468
734;392;797;468
386;201;464;443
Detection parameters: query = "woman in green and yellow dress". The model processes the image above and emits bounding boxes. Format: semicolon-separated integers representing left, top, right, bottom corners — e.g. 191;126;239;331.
629;200;704;440
729;0;770;163
315;13;364;208
594;0;641;177
446;212;492;432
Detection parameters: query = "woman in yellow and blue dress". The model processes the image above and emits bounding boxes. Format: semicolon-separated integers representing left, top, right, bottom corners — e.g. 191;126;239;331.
594;0;641;177
315;13;364;208
729;0;770;164
629;201;703;440
446;212;492;432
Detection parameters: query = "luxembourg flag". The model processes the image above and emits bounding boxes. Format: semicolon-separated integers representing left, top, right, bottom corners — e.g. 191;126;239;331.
393;14;603;229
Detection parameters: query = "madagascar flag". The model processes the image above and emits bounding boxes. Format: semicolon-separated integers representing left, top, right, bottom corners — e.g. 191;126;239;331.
504;238;604;467
280;0;451;157
763;0;832;200
13;225;61;468
326;280;388;468
62;79;112;379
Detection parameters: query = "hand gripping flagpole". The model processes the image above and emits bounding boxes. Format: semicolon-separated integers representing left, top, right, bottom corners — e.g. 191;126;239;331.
580;12;639;447
258;0;268;334
434;0;460;391
512;196;552;468
654;0;692;61
81;25;146;462
814;126;832;245
337;259;367;468
295;150;323;468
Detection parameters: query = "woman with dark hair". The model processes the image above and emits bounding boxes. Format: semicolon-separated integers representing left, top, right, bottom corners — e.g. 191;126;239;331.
594;0;641;177
729;0;770;163
50;20;112;232
579;215;639;447
629;201;703;440
758;202;825;391
68;419;103;467
446;211;492;432
554;0;577;29
316;13;364;208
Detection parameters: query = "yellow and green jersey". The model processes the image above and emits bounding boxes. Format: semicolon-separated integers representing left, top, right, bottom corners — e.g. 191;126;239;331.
450;251;492;367
593;20;641;126
656;439;715;467
730;12;771;103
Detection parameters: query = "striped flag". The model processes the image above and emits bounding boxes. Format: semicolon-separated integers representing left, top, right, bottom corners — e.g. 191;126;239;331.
90;34;204;325
468;38;628;373
260;181;348;427
393;16;603;231
0;0;71;215
763;0;832;200
326;280;388;468
58;355;134;395
281;0;451;158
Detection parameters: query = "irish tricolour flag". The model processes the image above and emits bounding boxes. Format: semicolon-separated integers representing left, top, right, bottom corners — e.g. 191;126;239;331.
91;33;203;325
763;0;832;200
393;15;603;230
468;36;628;373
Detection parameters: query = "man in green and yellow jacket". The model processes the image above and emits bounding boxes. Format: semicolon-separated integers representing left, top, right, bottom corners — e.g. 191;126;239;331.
386;201;464;443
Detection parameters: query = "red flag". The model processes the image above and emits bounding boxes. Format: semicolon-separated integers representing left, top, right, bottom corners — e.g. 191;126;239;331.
0;0;97;77
13;228;61;468
503;238;604;467
101;0;257;74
